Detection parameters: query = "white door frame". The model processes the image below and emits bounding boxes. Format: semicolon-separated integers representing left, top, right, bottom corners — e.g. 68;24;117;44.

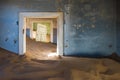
19;12;63;55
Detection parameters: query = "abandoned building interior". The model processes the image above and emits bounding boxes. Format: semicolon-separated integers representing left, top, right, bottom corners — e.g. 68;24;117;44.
0;0;120;80
26;18;57;59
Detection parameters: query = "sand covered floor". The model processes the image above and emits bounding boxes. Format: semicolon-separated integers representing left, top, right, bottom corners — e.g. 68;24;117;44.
0;48;120;80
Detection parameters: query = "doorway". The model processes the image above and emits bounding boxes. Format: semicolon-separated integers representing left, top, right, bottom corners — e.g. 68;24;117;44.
19;12;63;57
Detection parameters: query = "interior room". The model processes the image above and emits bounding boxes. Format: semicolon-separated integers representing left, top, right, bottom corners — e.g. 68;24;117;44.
0;0;120;80
25;18;57;59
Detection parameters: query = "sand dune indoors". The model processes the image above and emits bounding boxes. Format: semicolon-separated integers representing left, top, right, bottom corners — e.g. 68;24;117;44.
0;48;120;80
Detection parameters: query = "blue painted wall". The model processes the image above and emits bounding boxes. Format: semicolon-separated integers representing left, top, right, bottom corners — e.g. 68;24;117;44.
64;0;116;57
53;28;57;44
26;29;30;38
0;0;117;57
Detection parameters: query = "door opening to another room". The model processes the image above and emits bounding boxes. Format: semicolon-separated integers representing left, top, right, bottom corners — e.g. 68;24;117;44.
25;18;58;59
19;12;63;59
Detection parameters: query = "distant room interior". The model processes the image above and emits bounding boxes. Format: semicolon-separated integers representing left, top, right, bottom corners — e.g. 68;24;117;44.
25;18;58;59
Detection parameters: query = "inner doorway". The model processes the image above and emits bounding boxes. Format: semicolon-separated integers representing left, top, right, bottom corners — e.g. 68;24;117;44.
25;18;58;59
19;12;63;59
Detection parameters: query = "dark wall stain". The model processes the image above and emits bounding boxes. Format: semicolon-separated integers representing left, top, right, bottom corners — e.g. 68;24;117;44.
116;0;120;56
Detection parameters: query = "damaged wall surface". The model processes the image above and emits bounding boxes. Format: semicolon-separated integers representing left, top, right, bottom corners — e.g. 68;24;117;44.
64;0;116;57
0;0;118;57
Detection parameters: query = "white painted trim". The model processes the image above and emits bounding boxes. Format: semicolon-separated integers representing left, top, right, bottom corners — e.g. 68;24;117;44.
19;12;63;55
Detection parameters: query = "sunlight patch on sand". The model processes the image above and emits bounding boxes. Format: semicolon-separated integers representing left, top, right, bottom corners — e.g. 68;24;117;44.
47;52;58;57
